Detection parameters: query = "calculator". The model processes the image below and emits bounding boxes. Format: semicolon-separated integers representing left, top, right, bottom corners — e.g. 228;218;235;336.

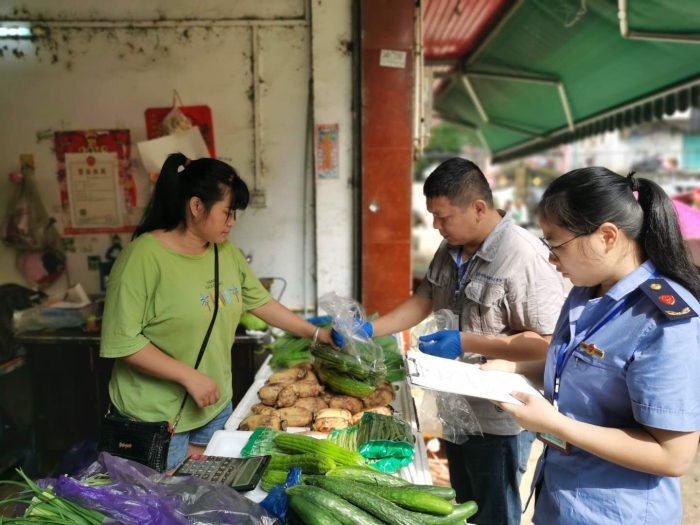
173;454;271;492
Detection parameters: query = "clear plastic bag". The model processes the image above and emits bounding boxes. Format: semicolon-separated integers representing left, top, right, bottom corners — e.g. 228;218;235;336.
40;452;280;525
13;306;86;334
410;309;458;350
318;291;385;375
413;310;482;445
1;161;66;288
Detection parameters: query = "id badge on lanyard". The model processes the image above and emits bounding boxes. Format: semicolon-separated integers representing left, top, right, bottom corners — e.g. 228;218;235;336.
536;293;639;455
453;249;474;301
536;340;573;455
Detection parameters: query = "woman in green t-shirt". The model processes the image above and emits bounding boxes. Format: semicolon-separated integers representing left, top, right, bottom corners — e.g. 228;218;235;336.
101;153;333;471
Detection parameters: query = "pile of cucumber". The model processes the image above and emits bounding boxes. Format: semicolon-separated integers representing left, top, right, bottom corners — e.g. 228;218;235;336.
286;465;477;525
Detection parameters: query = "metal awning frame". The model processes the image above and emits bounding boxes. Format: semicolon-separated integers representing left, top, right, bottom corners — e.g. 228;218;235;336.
492;74;700;162
618;0;700;44
460;70;575;141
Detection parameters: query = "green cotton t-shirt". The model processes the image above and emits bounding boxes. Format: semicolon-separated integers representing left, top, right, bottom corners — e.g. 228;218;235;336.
100;233;271;432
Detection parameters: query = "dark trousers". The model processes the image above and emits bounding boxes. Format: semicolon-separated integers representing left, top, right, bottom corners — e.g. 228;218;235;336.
444;431;536;525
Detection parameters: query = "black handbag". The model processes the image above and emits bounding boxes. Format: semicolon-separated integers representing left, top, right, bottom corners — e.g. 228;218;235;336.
98;244;220;472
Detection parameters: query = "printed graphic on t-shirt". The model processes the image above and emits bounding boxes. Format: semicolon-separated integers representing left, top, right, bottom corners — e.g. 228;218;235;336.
200;280;240;311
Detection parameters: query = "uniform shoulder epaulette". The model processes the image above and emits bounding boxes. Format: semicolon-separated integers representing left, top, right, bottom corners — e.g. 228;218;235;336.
640;279;698;321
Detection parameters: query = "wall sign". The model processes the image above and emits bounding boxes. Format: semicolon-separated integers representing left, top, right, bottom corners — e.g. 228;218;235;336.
315;124;339;179
55;130;138;235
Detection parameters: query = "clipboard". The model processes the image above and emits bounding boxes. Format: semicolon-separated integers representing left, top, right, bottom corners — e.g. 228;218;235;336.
405;351;544;405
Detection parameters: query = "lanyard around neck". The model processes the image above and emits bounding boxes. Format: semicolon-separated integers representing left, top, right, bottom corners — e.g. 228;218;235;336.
551;283;649;408
454;248;476;299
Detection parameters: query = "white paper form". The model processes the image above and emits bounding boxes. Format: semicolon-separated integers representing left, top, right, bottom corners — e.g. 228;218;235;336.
405;351;544;405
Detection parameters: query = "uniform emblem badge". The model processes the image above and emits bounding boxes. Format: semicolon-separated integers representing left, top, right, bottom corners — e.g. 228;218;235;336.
641;278;698;321
666;307;691;316
580;342;605;359
658;294;675;305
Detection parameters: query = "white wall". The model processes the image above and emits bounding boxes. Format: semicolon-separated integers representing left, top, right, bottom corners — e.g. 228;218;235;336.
0;0;351;311
310;0;355;301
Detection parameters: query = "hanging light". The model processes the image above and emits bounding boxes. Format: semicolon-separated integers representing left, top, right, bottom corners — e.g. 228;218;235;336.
0;22;33;39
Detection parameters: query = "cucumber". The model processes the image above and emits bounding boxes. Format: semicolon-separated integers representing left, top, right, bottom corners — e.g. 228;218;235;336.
360;485;454;516
411;501;479;525
289;494;344;525
267;453;336;474
406;484;457;500
316;365;377;397
326;465;410;487
286;485;384;525
260;469;307;492
273;433;366;467
304;477;424;525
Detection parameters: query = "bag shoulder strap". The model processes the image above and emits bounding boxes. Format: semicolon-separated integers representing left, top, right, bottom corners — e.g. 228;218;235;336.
173;244;220;429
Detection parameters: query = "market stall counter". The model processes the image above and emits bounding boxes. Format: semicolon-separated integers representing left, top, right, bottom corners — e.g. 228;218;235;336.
204;354;432;503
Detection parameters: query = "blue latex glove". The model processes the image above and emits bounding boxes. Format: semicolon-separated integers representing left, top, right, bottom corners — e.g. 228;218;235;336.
418;330;463;359
331;321;373;347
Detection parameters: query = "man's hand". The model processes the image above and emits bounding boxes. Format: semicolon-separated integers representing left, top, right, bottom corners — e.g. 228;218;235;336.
183;369;221;408
418;330;462;359
331;321;373;348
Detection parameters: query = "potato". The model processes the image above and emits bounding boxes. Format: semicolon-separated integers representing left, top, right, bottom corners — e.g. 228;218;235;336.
277;383;299;407
277;407;313;427
362;388;395;409
316;408;352;421
294;362;314;372
329;395;364;414
313;417;349;433
269;368;308;384
238;414;287;431
297;370;319;385
293;397;329;413
251;403;278;416
294;382;325;398
258;382;286;406
377;381;399;392
278;382;325;407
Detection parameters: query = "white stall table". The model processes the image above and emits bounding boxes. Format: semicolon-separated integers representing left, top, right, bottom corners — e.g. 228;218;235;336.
210;350;433;500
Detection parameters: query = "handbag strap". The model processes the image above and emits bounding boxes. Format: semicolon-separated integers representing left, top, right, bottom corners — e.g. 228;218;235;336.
173;243;220;430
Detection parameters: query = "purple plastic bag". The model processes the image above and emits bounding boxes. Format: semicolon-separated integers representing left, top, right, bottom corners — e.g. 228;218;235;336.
41;453;280;525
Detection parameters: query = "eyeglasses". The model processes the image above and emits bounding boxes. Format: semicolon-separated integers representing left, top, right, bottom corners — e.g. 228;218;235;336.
539;234;584;259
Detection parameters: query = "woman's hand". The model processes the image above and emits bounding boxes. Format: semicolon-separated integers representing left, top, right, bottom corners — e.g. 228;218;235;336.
316;328;340;349
183;369;221;408
479;359;516;373
496;391;562;434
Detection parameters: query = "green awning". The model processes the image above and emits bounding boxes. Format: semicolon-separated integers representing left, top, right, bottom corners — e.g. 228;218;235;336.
434;0;700;163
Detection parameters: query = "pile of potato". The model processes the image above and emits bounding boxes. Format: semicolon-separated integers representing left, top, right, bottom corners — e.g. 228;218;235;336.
238;363;398;433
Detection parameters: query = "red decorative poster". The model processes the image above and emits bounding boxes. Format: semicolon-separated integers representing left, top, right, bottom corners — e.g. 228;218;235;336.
55;130;139;235
145;105;216;157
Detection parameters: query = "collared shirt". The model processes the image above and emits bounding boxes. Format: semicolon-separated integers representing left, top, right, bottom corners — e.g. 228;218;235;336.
416;212;564;434
532;261;700;525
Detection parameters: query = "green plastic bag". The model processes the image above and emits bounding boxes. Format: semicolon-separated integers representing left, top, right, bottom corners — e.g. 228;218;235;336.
360;440;414;473
241;427;288;457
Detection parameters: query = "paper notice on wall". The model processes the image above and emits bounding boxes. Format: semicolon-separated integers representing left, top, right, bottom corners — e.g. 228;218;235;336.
137;126;210;175
65;152;123;229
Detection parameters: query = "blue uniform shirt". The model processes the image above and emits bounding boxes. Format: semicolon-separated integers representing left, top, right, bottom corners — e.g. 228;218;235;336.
532;261;700;525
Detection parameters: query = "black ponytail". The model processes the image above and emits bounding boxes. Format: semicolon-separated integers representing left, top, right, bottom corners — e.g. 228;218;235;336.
541;167;700;298
635;175;700;298
133;153;250;239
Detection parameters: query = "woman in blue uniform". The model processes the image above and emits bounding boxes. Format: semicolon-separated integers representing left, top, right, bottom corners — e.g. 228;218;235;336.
491;167;700;524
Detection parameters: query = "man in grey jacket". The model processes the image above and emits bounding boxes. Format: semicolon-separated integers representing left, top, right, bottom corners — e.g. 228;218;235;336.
334;157;563;525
